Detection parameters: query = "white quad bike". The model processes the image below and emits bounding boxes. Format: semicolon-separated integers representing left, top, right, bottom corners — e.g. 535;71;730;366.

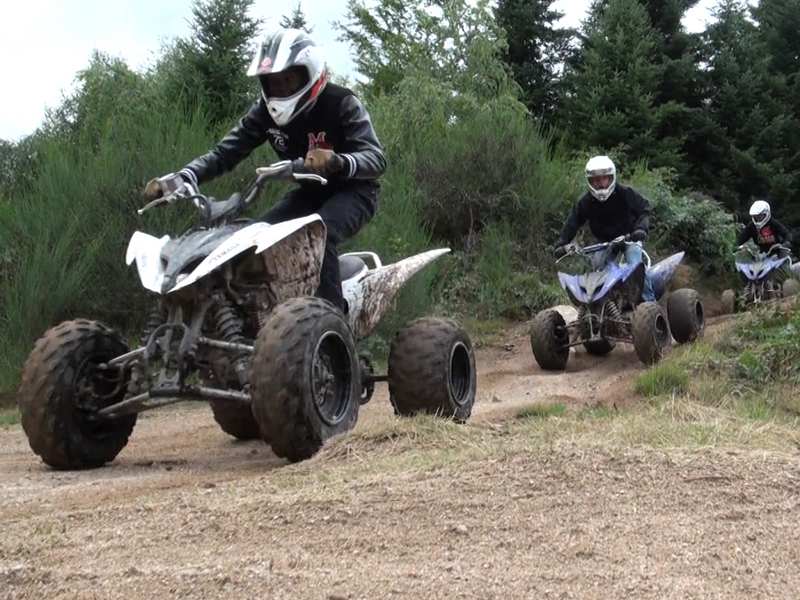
18;159;477;469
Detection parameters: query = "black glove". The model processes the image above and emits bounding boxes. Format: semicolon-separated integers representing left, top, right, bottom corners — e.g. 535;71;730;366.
553;244;568;259
630;229;647;242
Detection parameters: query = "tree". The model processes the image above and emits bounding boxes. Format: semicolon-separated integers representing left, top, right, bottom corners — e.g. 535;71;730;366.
749;0;800;226
280;2;313;33
336;0;515;100
561;0;683;172
494;0;575;121
699;0;800;226
158;0;261;123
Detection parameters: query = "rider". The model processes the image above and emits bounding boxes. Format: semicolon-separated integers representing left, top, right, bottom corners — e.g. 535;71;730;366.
554;155;655;302
143;28;386;313
737;200;792;253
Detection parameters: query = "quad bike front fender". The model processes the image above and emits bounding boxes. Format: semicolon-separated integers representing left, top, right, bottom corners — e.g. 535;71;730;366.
126;231;171;294
344;248;450;339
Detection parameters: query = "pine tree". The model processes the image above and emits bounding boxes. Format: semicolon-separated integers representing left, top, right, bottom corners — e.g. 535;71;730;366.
494;0;575;120
280;2;313;33
561;0;683;172
161;0;262;123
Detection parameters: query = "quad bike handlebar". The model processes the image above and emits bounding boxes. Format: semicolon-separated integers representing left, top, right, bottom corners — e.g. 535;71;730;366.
137;158;328;223
557;235;652;268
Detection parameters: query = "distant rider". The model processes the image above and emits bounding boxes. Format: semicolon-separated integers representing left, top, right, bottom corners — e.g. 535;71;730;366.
737;200;792;253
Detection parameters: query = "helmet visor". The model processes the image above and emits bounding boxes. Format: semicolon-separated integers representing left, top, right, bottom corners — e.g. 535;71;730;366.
588;174;613;190
753;211;769;225
259;66;309;99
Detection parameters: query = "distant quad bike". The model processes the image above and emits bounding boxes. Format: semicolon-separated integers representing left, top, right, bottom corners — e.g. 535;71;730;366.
721;243;800;313
530;236;705;369
18;159;476;469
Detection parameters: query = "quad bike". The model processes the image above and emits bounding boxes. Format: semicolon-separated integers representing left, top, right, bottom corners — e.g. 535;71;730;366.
530;236;705;369
721;243;800;313
17;159;477;469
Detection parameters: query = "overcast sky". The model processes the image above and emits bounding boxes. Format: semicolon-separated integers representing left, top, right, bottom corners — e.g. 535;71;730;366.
0;0;718;141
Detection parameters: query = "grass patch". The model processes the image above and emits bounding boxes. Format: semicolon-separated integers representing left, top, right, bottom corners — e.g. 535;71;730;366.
0;407;20;427
516;402;567;419
635;363;690;398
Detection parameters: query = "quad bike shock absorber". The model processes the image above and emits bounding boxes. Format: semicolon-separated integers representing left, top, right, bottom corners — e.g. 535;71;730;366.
604;300;623;337
212;299;250;387
128;303;166;395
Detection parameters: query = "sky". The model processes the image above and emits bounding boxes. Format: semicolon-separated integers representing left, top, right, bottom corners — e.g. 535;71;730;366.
0;0;718;141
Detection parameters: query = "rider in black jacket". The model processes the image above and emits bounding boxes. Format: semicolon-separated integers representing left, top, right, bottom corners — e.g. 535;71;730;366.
554;156;655;301
143;28;386;313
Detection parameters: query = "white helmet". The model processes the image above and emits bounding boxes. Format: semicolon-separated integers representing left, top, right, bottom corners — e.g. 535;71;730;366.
749;200;771;228
247;29;328;127
585;155;617;202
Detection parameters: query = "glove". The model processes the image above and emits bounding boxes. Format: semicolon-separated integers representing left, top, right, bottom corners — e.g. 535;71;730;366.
553;244;568;259
630;229;647;242
143;172;192;202
304;148;345;176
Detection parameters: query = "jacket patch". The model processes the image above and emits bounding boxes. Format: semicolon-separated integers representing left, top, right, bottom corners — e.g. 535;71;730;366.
308;131;333;151
267;128;289;151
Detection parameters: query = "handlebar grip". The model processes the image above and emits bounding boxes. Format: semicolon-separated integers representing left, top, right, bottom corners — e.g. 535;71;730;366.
291;157;306;173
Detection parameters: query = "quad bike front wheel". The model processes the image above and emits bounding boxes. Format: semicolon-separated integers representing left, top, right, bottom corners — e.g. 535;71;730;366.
387;318;476;422
250;297;359;462
17;320;136;469
667;288;705;344
530;309;570;370
632;302;671;365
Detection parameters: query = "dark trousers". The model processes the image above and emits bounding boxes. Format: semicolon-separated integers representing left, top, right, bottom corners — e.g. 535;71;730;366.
260;182;378;312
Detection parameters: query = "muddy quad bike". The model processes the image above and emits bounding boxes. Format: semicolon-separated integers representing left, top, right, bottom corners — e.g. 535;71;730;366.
721;243;800;313
530;236;704;369
17;159;477;469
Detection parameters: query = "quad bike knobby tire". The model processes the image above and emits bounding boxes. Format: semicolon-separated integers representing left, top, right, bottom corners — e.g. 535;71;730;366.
632;302;671;365
387;318;476;422
529;309;570;370
209;400;260;440
667;288;705;344
17;319;136;469
782;279;800;298
202;353;260;441
721;289;736;315
250;297;359;462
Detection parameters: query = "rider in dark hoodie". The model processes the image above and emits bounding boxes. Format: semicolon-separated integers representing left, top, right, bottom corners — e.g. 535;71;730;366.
143;28;386;313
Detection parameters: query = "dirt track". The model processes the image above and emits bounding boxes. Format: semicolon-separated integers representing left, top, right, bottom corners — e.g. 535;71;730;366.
2;317;799;599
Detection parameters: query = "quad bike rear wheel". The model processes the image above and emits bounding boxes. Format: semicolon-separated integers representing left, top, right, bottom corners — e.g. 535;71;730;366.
17;320;136;470
632;302;671;365
209;400;260;441
667;288;705;343
250;297;359;462
782;279;800;298
388;318;476;422
530;309;570;370
579;307;615;356
721;289;736;314
203;352;260;441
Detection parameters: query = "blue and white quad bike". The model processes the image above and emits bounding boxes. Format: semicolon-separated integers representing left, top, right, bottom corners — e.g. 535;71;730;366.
530;236;705;369
721;243;800;313
17;159;476;470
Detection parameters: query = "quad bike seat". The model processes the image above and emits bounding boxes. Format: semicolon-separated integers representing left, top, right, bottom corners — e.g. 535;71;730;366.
339;255;367;281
